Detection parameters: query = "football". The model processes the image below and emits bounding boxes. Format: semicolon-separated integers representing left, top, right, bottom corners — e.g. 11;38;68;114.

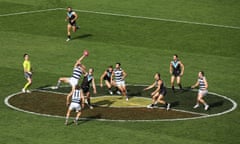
83;50;89;56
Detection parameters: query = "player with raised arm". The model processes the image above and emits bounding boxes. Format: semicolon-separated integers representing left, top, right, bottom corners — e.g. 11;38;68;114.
53;51;88;91
65;85;84;125
191;71;209;110
81;68;97;109
111;63;128;101
144;73;170;110
100;65;114;95
66;7;80;42
22;54;32;93
170;54;184;91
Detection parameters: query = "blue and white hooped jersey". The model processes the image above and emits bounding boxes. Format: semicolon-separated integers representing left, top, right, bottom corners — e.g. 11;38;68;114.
71;89;81;104
114;68;124;82
71;66;82;80
198;77;207;90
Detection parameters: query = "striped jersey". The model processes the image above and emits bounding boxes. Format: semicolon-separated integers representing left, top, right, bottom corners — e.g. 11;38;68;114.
114;68;124;82
71;66;82;80
198;77;207;90
71;89;82;104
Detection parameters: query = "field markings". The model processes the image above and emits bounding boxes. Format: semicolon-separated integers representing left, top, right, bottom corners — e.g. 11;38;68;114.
0;8;239;30
4;87;237;122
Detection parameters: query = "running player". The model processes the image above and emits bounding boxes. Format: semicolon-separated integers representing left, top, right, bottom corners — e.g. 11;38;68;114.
66;7;79;42
111;63;128;101
22;54;32;93
144;73;170;110
100;65;113;95
65;85;84;125
81;68;97;109
54;54;86;91
169;54;184;91
191;71;209;110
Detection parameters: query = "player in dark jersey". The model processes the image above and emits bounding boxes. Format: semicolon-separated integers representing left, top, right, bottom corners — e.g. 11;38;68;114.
144;73;170;110
100;65;114;95
81;68;97;109
169;54;184;91
66;7;79;42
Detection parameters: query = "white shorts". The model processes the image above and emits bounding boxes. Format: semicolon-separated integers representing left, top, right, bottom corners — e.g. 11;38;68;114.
69;102;81;112
116;80;125;87
69;77;79;87
198;89;208;97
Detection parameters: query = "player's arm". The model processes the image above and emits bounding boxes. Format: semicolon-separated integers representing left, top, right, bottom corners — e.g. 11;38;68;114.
110;72;114;85
203;77;208;89
75;55;86;66
100;71;107;87
180;61;184;76
80;90;85;109
151;80;161;96
144;82;155;91
191;80;199;89
122;70;127;80
169;63;173;74
92;77;97;94
71;12;78;22
66;90;73;106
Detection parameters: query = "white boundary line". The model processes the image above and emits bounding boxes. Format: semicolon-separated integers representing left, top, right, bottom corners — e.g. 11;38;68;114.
0;8;62;17
0;8;239;30
4;86;237;122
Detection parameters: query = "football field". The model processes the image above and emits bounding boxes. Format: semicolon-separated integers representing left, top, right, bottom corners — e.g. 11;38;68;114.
0;0;240;144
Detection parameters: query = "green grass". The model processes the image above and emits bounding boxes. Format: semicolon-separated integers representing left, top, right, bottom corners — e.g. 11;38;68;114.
0;0;240;144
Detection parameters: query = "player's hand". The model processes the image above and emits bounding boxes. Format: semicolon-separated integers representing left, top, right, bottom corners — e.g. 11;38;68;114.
151;92;155;96
100;83;103;87
93;90;97;94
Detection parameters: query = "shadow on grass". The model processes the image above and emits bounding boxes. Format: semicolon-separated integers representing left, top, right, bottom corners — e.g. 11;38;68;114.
72;34;92;40
209;101;224;108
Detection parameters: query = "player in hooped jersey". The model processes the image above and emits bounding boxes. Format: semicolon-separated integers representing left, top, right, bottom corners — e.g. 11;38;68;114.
65;85;84;125
81;68;97;109
100;65;114;95
191;71;209;110
111;63;128;101
66;7;80;42
54;54;86;91
169;54;184;91
144;73;170;110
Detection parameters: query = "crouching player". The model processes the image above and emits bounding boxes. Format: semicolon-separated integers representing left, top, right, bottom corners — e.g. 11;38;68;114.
144;73;170;110
65;85;84;125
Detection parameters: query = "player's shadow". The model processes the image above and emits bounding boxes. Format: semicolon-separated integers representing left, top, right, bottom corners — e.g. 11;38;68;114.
72;34;92;40
170;101;180;108
93;100;114;107
209;101;224;108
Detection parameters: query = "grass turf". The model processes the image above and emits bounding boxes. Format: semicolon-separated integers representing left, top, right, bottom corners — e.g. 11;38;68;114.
0;0;240;144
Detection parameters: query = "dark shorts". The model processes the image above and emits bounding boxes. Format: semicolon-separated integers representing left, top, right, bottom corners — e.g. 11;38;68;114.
172;70;181;77
81;86;90;93
159;87;167;96
69;21;76;26
24;72;32;79
104;76;111;82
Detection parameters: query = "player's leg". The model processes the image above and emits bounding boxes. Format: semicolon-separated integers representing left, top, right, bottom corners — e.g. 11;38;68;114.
65;108;72;125
198;92;209;110
72;25;77;32
105;80;113;95
66;24;72;41
171;75;175;91
74;111;82;125
23;74;32;93
55;77;70;89
176;76;183;90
